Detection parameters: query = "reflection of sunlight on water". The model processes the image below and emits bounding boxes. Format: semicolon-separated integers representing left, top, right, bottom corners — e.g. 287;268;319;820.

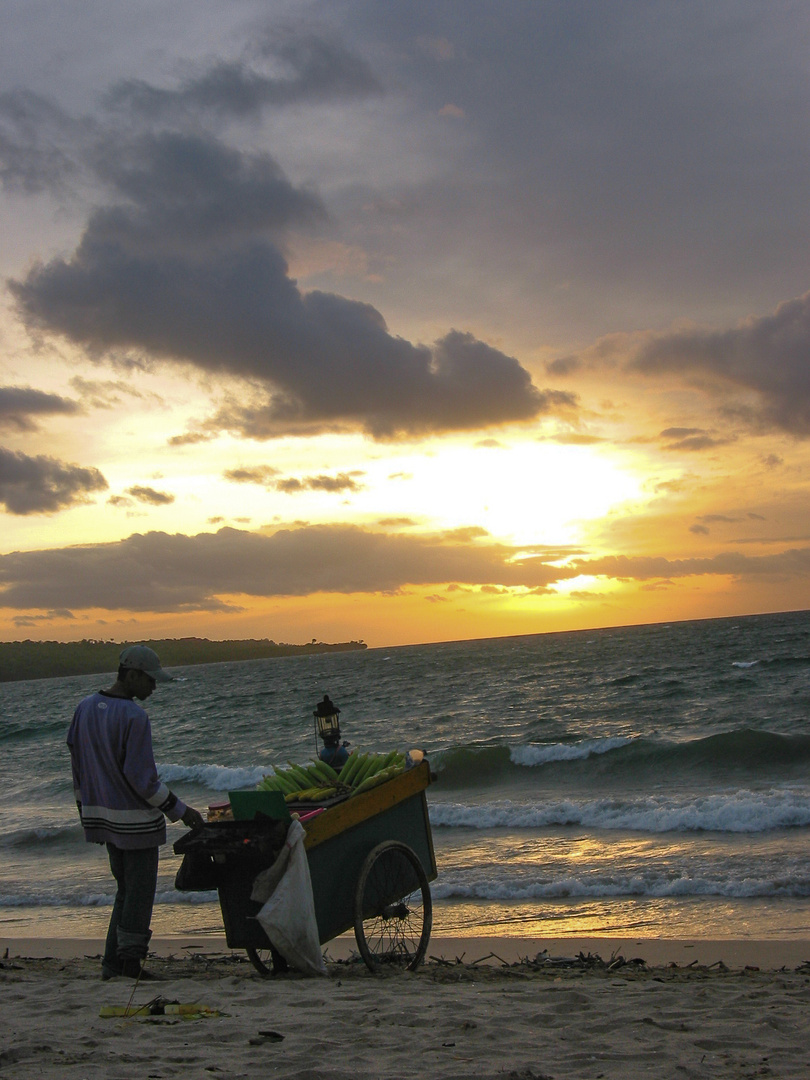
431;827;733;874
12;894;810;946
4;901;226;939
432;897;810;939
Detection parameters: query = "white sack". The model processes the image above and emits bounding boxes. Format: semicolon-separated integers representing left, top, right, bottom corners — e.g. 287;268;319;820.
250;843;291;905
255;818;327;976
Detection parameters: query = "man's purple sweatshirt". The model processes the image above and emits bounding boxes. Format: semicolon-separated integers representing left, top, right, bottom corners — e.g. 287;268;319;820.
67;691;187;849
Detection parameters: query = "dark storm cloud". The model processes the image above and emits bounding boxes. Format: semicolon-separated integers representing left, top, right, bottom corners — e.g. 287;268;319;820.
125;485;175;506
0;525;573;612
0;447;107;514
563;289;810;438
11;231;550;436
0;33;380;194
223;464;363;493
573;548;810;582
628;292;810;436
689;514;743;536
87;130;327;248
545;356;582;377
105;36;382;120
659;428;735;452
208;329;555;438
0;386;79;431
688;512;768;537
12;608;75;627
5;32;553;439
7;3;810;365
0;89;85;193
223;466;280;486
3;523;810;615
253;1;810;368
168;431;214;447
275;472;365;494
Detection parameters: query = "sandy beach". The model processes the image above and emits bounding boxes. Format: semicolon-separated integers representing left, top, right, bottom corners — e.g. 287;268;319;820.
3;936;810;1079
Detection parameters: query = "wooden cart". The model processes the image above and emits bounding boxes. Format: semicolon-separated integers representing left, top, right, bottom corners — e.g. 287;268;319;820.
174;761;436;975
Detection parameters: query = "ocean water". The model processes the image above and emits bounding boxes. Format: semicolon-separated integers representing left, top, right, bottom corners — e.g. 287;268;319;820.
2;609;810;945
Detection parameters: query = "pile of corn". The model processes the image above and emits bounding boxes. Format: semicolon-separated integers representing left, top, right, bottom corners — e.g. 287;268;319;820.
257;750;406;802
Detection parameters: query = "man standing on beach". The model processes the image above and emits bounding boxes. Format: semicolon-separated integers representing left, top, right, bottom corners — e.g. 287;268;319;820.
67;645;205;980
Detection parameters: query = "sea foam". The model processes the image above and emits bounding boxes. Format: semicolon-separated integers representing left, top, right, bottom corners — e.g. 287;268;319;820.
509;736;635;766
429;788;810;833
157;762;269;791
431;872;810;901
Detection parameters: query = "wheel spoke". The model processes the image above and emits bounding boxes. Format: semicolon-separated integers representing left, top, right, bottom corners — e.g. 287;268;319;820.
354;841;432;972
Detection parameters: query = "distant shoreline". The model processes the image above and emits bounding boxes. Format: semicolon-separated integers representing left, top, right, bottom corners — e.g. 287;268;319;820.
0;637;367;683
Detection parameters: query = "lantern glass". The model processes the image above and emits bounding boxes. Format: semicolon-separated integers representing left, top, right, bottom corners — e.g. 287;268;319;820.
315;711;340;740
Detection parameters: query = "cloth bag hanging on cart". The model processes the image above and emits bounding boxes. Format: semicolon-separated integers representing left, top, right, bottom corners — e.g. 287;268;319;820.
252;819;327;976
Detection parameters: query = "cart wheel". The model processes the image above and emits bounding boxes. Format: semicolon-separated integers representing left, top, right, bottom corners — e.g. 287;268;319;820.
353;840;432;972
245;945;288;977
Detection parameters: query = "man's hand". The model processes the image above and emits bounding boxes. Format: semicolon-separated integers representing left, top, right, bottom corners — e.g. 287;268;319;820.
181;806;205;830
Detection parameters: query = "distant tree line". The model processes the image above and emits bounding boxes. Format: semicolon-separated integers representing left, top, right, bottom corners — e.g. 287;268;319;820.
0;637;367;683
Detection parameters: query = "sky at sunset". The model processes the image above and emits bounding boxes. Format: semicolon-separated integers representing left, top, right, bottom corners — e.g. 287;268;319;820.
3;1;810;648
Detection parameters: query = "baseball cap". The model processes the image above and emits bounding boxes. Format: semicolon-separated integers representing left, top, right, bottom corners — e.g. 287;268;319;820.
119;644;172;682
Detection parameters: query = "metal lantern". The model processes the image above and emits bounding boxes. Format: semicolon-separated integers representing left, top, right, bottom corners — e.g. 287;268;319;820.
314;694;341;751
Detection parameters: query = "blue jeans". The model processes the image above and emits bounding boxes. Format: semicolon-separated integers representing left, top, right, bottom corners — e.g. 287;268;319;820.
103;844;160;976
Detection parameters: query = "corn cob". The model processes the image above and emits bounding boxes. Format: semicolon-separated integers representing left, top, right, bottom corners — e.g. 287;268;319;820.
287;786;337;802
284;786;316;802
270;769;300;794
349;753;378;787
353;752;387;787
339;751;366;785
351;764;403;795
258;772;292;793
311;759;340;782
303;764;330;785
285;761;315;788
342;750;367;784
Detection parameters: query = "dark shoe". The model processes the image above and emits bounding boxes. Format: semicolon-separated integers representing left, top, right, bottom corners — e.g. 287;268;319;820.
119;959;164;981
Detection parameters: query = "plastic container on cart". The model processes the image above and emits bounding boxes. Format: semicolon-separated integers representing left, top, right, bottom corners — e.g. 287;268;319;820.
228;789;291;822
